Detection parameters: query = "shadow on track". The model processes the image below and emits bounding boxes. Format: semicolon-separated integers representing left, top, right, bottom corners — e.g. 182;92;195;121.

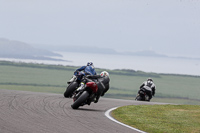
75;107;104;112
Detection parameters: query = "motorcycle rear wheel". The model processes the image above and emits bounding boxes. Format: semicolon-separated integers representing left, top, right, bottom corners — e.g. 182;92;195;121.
64;82;78;98
71;91;89;109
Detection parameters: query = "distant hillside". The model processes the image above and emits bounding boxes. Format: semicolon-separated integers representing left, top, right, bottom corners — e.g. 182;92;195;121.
34;44;166;57
0;38;66;61
123;50;168;57
38;45;119;55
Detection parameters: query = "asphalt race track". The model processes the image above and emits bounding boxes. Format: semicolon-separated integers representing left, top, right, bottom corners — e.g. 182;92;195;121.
0;89;166;133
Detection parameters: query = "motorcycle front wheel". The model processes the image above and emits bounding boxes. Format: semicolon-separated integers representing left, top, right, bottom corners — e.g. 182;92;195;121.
64;82;78;98
145;95;150;102
71;91;89;109
135;95;142;101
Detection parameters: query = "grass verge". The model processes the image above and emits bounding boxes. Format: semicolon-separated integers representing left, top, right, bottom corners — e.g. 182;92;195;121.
112;105;200;133
1;61;200;105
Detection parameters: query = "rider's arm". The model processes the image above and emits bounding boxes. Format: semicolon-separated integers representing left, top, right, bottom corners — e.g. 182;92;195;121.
140;81;146;89
140;84;144;89
86;75;101;79
74;66;86;74
152;86;156;96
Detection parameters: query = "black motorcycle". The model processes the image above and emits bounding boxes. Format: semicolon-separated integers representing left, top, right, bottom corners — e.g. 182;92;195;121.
64;71;85;98
71;78;98;109
135;86;152;102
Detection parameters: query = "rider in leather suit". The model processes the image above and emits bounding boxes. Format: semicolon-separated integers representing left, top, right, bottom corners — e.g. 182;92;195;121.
80;71;110;103
87;71;110;103
139;78;156;99
75;62;96;76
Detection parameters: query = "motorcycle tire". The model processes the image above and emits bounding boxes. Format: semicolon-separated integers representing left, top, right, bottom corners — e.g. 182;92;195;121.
135;95;142;101
64;82;78;98
71;91;89;109
145;95;150;102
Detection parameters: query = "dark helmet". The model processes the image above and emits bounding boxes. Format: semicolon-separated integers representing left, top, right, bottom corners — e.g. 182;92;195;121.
87;62;93;66
147;78;153;82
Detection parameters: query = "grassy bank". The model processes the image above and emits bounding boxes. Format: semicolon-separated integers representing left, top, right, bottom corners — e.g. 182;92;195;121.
0;61;200;105
112;105;200;133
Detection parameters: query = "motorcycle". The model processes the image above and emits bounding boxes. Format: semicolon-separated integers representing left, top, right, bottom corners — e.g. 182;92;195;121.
135;86;152;102
64;71;85;98
71;78;98;109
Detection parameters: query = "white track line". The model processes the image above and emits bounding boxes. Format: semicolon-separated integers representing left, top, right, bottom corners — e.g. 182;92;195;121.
105;107;146;133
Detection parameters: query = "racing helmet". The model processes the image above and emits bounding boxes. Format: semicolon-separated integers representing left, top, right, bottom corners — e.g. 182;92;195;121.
147;78;153;85
87;62;93;66
147;78;153;82
100;71;109;77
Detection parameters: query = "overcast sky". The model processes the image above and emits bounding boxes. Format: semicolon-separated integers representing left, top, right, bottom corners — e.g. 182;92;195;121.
0;0;200;57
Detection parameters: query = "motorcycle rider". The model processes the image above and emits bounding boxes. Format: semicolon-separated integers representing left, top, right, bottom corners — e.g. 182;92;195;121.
68;62;96;84
79;71;110;103
138;78;156;100
90;71;110;103
75;62;97;76
74;62;97;91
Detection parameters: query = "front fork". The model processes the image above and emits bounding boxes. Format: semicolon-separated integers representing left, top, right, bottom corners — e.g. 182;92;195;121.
73;90;82;102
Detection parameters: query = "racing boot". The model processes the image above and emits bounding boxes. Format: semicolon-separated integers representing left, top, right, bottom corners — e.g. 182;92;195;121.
94;95;100;103
67;75;76;84
76;82;85;91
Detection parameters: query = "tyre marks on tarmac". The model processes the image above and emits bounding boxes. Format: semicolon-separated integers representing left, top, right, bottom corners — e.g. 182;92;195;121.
0;89;165;133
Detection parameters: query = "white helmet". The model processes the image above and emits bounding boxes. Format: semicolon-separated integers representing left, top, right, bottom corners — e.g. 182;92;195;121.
100;71;109;77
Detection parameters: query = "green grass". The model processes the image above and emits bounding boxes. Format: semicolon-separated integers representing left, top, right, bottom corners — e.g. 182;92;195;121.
0;61;200;105
0;65;70;86
112;105;200;133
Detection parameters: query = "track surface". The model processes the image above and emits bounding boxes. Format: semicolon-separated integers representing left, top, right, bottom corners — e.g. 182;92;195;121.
0;89;165;133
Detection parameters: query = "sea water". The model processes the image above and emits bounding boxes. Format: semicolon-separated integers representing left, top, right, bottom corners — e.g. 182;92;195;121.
53;52;200;76
1;51;199;76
